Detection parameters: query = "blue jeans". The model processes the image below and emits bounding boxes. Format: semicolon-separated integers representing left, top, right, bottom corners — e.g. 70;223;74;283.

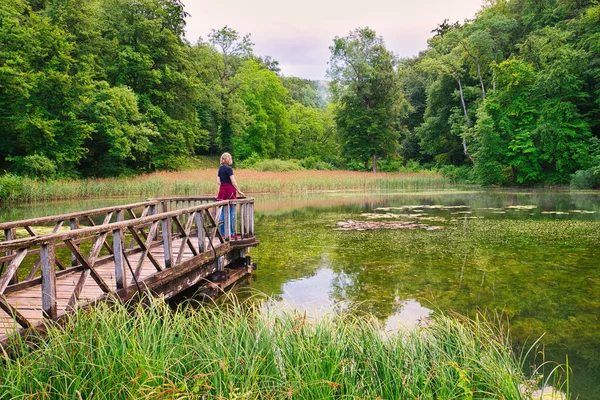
219;205;235;237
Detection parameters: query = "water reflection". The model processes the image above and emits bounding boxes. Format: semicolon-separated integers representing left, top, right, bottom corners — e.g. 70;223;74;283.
249;189;600;399
2;189;599;398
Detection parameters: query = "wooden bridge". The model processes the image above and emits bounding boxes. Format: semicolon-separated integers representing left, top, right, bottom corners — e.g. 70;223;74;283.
0;196;258;345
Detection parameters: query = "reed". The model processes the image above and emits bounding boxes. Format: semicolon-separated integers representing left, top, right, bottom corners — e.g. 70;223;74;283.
0;296;566;399
8;170;458;203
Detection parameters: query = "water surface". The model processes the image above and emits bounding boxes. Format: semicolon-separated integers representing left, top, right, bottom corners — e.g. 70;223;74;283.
2;189;599;398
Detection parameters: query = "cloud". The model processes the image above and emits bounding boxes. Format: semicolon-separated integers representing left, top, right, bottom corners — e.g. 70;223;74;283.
183;0;484;79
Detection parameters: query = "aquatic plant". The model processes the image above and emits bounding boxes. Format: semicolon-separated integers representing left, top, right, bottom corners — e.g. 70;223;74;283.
0;296;567;399
6;170;456;203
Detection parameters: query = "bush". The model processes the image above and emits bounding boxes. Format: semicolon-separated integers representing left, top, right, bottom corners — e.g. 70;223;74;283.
300;156;335;170
438;165;474;183
570;168;600;189
250;159;305;172
0;173;25;201
237;152;262;169
9;154;57;180
377;159;404;172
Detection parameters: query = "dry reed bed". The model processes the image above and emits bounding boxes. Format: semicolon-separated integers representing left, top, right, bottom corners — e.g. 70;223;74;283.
13;170;454;202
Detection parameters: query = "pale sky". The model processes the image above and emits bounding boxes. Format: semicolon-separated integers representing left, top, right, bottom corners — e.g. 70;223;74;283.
184;0;485;80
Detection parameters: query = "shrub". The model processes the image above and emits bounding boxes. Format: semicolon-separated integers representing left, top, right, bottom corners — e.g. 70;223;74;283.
0;173;25;201
377;159;404;172
438;165;474;183
300;156;335;170
237;152;262;169
570;168;600;189
250;159;305;172
9;154;57;180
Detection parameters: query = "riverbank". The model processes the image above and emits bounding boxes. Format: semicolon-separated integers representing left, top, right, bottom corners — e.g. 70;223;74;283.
0;169;457;203
0;296;565;399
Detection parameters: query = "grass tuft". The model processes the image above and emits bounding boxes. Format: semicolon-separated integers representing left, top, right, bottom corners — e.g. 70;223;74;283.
0;296;567;399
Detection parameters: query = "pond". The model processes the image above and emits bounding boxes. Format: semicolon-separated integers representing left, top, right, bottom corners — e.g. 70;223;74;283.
247;190;600;399
1;189;599;398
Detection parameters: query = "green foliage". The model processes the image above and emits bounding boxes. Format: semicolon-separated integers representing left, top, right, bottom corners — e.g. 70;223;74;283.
8;154;57;180
249;159;305;172
570;168;600;189
328;27;406;172
300;156;335;171
0;173;24;200
0;297;554;399
402;0;600;186
281;76;327;108
437;164;474;183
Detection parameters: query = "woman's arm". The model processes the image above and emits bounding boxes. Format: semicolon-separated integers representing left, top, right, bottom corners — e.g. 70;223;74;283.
230;175;244;197
217;176;221;185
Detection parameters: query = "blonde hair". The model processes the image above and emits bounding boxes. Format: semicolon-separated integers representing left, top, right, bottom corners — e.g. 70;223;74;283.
220;152;233;166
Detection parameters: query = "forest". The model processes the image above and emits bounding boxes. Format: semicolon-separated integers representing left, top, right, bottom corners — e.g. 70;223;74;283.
0;0;599;187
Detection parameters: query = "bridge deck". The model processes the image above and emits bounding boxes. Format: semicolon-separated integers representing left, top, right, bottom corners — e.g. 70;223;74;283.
0;197;257;345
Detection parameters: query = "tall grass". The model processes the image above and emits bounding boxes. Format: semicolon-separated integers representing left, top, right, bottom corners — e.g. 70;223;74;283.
0;296;565;399
6;170;459;203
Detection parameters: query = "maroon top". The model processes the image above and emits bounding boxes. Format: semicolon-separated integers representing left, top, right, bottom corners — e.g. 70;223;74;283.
217;183;236;200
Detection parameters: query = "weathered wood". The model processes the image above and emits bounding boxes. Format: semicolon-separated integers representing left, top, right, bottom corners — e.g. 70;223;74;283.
0;197;258;345
0;249;27;294
196;211;205;253
70;218;80;266
113;229;125;289
162;203;173;269
240;203;245;238
24;226;37;237
129;222;163;281
63;239;112;293
224;205;231;239
0;201;157;232
67;269;90;310
0;296;34;330
4;228;17;285
41;244;57;319
250;203;255;236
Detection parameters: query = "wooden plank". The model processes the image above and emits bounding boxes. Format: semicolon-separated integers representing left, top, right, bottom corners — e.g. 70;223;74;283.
67;269;90;310
70;218;80;266
129;223;163;281
41;244;57;319
0;249;27;294
0;295;33;329
162;213;172;269
0;201;157;232
196;211;205;253
63;239;111;293
113;229;125;289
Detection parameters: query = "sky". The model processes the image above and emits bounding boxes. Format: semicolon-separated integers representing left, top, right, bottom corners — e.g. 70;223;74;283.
184;0;485;80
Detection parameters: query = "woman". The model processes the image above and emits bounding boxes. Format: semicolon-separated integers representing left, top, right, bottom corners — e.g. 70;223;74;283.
217;152;244;238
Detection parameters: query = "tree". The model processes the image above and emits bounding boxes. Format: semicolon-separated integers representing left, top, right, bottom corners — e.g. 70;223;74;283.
327;27;404;172
207;26;254;154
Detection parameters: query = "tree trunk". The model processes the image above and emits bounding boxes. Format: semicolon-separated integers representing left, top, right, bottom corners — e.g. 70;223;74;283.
456;76;475;163
476;63;486;100
372;153;377;173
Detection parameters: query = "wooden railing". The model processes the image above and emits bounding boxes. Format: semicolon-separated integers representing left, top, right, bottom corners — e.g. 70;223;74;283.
0;197;255;329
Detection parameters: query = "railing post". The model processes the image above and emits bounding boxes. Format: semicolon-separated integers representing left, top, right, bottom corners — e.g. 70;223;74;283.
240;203;245;238
162;202;172;268
250;202;255;236
113;228;125;289
70;217;79;266
224;203;231;240
4;228;18;284
233;200;237;238
196;211;205;253
41;243;57;319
